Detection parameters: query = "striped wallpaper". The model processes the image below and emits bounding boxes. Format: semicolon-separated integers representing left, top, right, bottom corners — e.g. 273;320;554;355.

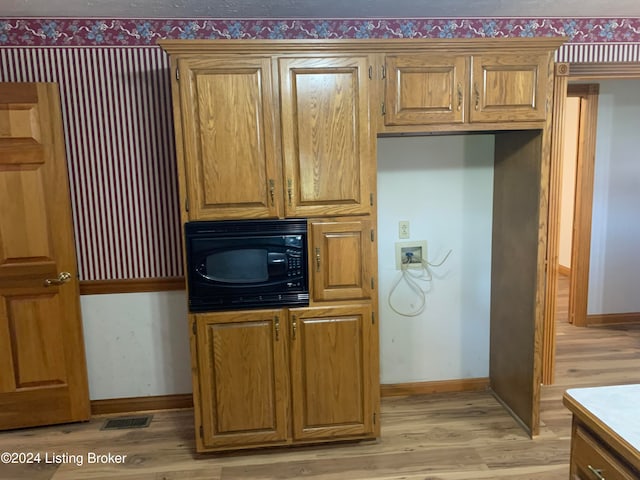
557;43;640;63
1;18;639;283
0;47;182;281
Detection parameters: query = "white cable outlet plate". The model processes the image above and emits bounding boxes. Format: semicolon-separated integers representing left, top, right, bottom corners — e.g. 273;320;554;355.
395;240;427;269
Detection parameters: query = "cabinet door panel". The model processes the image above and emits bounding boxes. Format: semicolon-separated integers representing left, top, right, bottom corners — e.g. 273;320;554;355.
385;55;467;125
195;310;289;449
289;305;375;441
310;219;373;302
471;54;549;122
280;56;373;217
178;57;281;219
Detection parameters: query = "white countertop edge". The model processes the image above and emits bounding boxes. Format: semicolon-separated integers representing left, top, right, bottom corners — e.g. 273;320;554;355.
566;384;640;452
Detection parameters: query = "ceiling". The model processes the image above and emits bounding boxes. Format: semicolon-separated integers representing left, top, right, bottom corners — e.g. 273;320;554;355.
4;0;640;19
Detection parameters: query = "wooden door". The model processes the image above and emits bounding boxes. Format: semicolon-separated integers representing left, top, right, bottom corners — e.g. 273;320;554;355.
289;304;376;441
0;83;90;430
194;309;289;451
279;56;374;217
384;54;467;125
309;218;373;302
470;54;549;123
176;57;281;220
490;130;545;437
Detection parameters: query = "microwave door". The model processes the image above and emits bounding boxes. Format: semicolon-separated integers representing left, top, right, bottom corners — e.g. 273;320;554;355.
199;248;270;284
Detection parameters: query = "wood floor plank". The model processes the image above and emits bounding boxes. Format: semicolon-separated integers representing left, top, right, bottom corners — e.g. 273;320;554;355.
221;447;485;479
1;276;639;479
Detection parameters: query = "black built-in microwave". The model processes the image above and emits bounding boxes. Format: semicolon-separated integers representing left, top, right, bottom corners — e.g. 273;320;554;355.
184;219;309;312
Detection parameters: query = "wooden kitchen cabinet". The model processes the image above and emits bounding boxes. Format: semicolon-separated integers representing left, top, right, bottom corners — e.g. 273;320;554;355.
194;309;289;450
170;52;375;221
279;56;375;217
161;36;565;452
470;53;549;123
564;385;640;480
175;56;282;220
289;304;378;441
383;51;549;127
309;218;374;302
570;425;637;480
384;54;467;125
193;305;378;452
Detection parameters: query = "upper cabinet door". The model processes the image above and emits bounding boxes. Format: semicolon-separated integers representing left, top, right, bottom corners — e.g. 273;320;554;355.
384;54;467;126
470;54;549;123
279;56;373;217
177;57;281;220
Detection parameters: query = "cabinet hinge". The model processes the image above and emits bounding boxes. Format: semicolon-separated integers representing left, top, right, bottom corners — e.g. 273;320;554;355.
176;68;180;81
192;321;197;336
381;102;386;116
371;278;375;290
369;192;374;206
370;229;375;242
185;197;189;213
371;312;375;324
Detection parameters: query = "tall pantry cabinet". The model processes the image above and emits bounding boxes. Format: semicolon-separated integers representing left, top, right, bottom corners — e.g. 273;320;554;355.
162;42;378;452
160;37;565;453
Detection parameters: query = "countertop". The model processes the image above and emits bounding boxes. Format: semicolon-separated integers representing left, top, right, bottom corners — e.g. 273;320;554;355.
563;383;640;470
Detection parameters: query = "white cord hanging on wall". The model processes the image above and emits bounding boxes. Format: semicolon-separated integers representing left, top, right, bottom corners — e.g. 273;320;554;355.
387;248;452;317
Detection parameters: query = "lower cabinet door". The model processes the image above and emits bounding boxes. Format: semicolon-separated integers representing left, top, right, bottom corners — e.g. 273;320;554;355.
195;309;290;450
289;304;377;442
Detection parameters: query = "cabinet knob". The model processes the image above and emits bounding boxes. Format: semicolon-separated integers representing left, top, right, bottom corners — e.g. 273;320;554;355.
268;179;275;207
287;178;293;207
474;83;480;111
315;247;321;272
291;315;297;340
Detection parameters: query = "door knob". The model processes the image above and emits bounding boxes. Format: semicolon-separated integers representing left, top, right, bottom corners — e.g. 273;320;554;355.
44;271;72;286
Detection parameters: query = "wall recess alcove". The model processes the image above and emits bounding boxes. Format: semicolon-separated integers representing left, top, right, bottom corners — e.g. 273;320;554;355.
377;128;546;435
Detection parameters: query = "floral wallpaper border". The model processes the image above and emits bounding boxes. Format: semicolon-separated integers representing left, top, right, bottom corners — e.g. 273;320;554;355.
1;17;640;46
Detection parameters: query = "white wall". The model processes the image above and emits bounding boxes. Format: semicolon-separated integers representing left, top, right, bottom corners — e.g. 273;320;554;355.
588;80;640;315
377;135;494;384
80;135;496;398
80;291;192;400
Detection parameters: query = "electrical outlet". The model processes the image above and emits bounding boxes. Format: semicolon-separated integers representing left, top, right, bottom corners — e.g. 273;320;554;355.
398;221;410;239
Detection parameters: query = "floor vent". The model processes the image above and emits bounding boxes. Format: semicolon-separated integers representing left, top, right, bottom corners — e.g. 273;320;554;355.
101;414;153;430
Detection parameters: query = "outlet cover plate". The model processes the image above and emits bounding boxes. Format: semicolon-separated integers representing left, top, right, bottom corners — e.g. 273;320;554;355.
398;220;410;239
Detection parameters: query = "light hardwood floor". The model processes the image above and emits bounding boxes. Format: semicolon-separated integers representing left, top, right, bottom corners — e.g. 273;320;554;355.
1;276;639;479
